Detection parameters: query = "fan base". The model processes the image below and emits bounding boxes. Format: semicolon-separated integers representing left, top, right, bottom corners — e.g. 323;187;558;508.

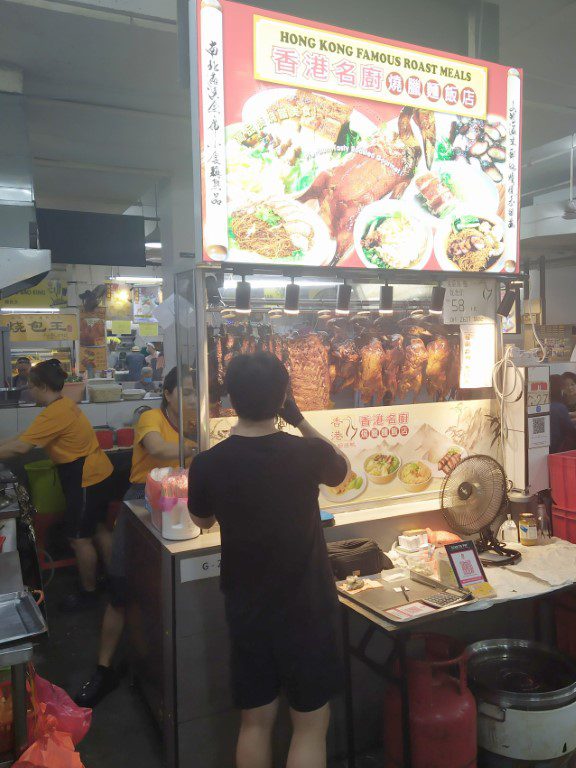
477;530;522;567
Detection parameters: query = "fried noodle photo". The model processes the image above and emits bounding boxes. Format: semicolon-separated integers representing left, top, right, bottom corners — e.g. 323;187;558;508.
229;203;314;261
445;214;504;271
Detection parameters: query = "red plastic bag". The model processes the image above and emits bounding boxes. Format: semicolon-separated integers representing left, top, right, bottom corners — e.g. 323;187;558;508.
29;674;91;746
13;711;85;768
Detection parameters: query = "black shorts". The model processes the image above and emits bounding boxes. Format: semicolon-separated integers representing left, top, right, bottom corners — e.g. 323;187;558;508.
58;459;113;539
108;483;145;608
226;604;343;712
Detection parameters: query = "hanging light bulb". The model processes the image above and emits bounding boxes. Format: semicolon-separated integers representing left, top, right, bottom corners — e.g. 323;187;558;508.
284;279;300;315
430;285;446;315
235;277;251;314
336;283;352;316
379;284;394;315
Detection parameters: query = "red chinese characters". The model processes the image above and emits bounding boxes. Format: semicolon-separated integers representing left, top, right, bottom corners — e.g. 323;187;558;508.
406;75;422;98
302;51;329;81
386;71;404;95
460;87;477;109
271;46;300;76
443;83;459;106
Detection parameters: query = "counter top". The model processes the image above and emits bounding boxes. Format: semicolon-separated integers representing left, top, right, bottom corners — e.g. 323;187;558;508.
126;493;443;557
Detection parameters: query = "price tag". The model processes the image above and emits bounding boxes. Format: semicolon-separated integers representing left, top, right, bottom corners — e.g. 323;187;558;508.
460;323;496;388
443;279;497;325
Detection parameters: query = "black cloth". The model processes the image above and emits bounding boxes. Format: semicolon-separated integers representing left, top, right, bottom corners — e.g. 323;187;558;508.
57;458;113;539
188;432;347;620
189;431;347;711
550;402;576;453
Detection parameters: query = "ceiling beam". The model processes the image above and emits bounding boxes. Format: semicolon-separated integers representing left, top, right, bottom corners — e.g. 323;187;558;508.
0;0;177;31
27;95;189;123
33;156;169;178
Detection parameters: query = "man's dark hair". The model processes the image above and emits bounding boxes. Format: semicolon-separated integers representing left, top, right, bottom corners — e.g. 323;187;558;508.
225;352;289;421
17;357;31;365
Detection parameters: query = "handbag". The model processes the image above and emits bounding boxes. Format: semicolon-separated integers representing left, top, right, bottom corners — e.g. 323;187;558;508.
327;538;392;579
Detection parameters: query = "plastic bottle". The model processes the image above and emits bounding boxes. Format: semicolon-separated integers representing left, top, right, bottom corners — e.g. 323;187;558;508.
499;513;519;544
536;494;549;539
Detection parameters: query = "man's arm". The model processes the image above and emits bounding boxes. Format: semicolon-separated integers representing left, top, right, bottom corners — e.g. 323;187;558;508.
188;456;216;529
298;419;351;475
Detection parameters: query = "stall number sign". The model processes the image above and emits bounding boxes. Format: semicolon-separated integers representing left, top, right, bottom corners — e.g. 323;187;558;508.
180;553;221;583
443;279;496;325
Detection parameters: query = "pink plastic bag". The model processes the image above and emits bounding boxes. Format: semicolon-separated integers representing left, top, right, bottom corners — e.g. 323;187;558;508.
30;675;91;746
14;712;85;768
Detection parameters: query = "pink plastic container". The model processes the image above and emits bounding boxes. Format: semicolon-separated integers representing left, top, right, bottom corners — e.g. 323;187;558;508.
549;451;576;512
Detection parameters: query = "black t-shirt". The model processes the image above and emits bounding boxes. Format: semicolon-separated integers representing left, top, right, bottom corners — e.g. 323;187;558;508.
188;432;347;626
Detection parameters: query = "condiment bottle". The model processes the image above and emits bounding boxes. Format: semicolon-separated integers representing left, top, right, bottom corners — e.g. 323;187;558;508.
519;512;538;546
498;513;519;544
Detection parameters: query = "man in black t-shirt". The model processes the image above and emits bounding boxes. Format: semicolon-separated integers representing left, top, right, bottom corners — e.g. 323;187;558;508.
188;352;348;768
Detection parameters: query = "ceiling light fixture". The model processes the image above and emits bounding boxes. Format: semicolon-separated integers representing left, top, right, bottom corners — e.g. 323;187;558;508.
430;285;446;315
205;274;224;307
109;276;162;285
379;283;394;315
0;307;60;314
235;277;251;314
497;287;517;318
336;282;352;316
284;278;300;315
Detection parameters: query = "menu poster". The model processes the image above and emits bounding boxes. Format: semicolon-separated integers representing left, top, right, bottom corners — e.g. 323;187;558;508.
210;399;497;508
80;307;107;374
106;283;132;320
133;286;161;322
460;323;496;388
195;0;522;274
79;345;108;374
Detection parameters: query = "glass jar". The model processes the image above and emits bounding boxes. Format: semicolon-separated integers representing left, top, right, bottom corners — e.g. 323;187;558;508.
519;512;538;546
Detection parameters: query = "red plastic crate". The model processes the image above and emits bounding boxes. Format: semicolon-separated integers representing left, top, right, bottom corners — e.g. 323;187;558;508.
549;451;576;512
552;506;576;543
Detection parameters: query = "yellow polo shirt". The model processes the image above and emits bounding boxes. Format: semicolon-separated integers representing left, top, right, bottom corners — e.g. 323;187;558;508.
21;397;113;488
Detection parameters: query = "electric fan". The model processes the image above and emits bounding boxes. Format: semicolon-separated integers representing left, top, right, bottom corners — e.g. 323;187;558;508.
441;455;521;566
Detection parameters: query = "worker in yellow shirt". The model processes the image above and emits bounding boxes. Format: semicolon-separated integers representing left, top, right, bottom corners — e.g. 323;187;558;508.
0;359;113;612
74;366;196;706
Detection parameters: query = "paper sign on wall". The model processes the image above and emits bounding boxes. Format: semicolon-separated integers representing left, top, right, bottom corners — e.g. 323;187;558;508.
460;323;495;388
443;279;497;325
111;321;132;335
139;322;159;338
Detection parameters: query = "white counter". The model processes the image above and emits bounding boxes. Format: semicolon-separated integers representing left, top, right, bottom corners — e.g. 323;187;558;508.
0;397;162;438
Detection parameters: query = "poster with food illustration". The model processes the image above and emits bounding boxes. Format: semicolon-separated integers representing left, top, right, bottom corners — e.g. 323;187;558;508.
79;345;108;373
210;399;498;507
195;1;521;274
133;286;161;321
106;283;133;320
209;311;466;416
80;308;106;347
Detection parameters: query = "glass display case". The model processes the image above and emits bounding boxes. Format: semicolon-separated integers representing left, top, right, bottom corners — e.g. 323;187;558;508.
176;266;499;512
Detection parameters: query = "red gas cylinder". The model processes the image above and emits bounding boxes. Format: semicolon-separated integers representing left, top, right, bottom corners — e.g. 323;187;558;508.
383;634;477;768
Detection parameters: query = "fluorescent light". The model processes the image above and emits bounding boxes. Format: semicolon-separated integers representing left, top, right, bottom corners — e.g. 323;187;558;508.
0;307;60;313
145;242;162;250
109;276;162;284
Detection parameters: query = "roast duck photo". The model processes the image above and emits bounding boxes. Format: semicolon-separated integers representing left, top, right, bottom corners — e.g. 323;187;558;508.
208;314;461;415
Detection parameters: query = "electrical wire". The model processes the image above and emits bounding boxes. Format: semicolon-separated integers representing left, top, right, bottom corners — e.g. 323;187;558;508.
524;296;546;362
492;321;523;463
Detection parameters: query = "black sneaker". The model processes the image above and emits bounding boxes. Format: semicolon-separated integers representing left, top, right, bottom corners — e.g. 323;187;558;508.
58;590;99;613
74;666;120;708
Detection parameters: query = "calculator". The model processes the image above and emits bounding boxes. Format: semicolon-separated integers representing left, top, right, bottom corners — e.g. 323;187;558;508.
421;590;467;609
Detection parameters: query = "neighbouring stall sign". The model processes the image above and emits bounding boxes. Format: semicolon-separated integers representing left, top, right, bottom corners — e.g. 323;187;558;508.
460;323;496;388
5;313;78;342
195;0;522;274
0;278;68;309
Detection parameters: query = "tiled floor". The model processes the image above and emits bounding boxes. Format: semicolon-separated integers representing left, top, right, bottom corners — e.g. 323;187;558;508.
37;569;382;767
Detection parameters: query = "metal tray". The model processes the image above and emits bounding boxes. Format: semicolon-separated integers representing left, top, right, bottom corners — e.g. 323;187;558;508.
0;590;47;646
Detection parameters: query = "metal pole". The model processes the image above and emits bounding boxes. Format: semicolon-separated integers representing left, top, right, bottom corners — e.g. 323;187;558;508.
539;255;546;325
195;269;211;453
174;273;186;468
